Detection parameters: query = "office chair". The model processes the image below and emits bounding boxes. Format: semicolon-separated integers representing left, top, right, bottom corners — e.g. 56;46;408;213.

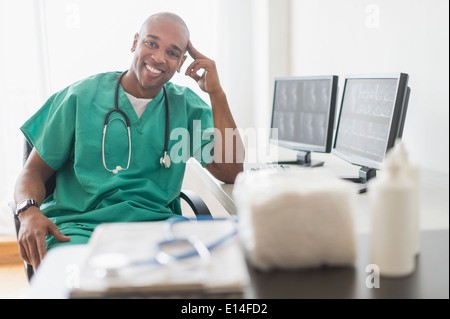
11;140;212;281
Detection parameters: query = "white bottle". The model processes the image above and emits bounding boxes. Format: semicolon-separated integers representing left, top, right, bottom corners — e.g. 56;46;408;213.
369;151;415;277
393;141;421;255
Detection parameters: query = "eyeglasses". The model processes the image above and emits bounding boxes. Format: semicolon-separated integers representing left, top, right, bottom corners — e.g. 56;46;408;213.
90;216;238;279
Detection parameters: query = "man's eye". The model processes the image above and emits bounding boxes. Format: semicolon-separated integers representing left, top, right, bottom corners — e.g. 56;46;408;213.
145;40;157;48
168;51;179;58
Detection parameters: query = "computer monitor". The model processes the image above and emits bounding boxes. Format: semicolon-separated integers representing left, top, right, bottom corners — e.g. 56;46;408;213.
333;73;411;183
269;75;339;167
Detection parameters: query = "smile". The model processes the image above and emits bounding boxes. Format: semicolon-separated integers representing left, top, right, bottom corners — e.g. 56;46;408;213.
145;64;162;74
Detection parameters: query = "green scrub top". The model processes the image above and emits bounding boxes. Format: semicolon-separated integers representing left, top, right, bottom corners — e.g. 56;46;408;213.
21;72;215;249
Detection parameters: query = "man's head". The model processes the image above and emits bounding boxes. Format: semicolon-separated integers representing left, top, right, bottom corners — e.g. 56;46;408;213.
128;12;190;98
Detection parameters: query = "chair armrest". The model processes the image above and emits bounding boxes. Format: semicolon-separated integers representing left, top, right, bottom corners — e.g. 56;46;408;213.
180;190;211;217
8;202;20;239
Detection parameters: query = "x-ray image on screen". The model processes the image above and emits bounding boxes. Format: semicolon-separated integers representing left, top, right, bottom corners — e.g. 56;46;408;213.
335;78;405;165
333;73;410;174
270;76;339;166
272;78;334;149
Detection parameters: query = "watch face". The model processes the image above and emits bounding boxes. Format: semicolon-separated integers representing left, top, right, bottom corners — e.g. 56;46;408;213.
17;200;28;211
17;201;28;211
16;199;37;216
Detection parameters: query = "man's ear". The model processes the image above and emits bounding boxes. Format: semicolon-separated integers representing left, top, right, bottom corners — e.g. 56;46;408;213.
177;55;188;73
131;33;139;52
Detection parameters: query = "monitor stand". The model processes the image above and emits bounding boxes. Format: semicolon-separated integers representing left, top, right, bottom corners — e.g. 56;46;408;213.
277;151;325;168
342;166;377;194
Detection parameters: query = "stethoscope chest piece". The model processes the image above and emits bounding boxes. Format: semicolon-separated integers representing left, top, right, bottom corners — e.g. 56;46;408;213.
160;151;171;169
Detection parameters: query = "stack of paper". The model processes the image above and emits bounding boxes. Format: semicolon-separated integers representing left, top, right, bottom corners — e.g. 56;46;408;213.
69;219;249;298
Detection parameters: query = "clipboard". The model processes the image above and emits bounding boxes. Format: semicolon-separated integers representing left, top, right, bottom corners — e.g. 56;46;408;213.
69;219;250;298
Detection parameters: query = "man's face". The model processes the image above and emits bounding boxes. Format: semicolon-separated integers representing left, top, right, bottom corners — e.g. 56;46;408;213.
130;16;188;95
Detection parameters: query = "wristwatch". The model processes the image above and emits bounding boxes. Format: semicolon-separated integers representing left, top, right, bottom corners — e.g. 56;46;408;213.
15;199;39;219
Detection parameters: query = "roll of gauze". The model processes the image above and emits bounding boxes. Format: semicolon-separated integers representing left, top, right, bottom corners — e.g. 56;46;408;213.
233;168;357;271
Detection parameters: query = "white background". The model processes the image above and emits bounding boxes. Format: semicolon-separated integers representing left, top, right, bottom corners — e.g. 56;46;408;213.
1;0;448;232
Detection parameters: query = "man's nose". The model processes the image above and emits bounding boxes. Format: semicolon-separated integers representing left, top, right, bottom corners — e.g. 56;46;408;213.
151;50;166;64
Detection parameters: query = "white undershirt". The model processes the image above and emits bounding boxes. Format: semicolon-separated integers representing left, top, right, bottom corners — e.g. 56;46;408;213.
124;92;152;119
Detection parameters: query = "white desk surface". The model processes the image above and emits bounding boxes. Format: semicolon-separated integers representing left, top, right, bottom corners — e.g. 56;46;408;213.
27;147;449;299
187;148;449;234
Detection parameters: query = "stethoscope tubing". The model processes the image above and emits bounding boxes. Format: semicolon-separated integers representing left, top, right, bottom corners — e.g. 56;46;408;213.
102;70;170;173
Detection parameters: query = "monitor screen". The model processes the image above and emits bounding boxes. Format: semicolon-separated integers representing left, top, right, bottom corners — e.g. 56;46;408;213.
269;76;339;166
333;73;410;171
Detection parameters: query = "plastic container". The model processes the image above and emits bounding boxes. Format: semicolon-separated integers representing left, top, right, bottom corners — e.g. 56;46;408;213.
394;141;421;255
369;151;416;277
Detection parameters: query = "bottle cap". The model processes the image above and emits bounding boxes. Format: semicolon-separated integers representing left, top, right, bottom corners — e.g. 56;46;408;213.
383;149;401;178
394;140;409;165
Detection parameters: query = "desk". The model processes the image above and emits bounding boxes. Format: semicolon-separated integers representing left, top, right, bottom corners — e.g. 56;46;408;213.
246;230;449;299
187;151;449;234
28;151;449;299
27;230;449;299
186;148;370;216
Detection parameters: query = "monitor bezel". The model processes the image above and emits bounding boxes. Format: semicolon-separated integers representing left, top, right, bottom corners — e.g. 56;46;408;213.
269;75;339;154
332;73;410;170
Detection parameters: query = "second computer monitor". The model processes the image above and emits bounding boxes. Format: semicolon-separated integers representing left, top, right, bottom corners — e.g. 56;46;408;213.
333;73;410;181
270;75;339;167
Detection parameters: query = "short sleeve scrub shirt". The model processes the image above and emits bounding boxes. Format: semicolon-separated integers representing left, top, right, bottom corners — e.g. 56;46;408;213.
21;72;215;250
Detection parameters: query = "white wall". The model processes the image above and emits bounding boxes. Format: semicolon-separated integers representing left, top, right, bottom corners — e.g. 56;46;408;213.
0;0;48;221
41;0;214;99
248;0;291;149
41;0;259;131
289;0;449;174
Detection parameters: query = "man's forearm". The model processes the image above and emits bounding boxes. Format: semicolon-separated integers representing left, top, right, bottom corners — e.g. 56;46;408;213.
185;41;244;183
208;89;245;182
15;149;56;209
14;169;48;208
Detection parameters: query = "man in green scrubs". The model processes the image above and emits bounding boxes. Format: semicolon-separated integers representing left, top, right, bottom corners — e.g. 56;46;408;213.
14;12;244;269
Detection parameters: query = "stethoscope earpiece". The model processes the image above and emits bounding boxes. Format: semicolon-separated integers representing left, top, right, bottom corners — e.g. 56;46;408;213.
113;166;123;174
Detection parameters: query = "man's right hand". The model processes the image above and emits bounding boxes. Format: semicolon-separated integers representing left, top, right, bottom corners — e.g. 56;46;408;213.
17;207;71;269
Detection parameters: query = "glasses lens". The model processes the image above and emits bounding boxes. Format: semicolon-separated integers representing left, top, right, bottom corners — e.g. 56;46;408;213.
155;237;210;265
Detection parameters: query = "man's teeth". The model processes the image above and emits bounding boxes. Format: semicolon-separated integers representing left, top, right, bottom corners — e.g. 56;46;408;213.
146;64;162;74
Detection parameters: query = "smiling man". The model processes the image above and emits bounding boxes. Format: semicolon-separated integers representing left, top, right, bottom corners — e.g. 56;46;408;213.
14;12;244;269
125;13;190;98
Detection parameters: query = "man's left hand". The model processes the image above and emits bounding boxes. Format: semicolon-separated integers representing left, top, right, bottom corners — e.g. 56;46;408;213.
185;41;222;95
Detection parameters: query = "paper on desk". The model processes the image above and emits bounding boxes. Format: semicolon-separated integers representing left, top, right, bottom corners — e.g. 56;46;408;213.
70;220;249;297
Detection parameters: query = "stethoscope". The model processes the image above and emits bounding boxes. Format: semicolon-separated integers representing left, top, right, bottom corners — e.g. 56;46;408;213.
102;70;171;174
